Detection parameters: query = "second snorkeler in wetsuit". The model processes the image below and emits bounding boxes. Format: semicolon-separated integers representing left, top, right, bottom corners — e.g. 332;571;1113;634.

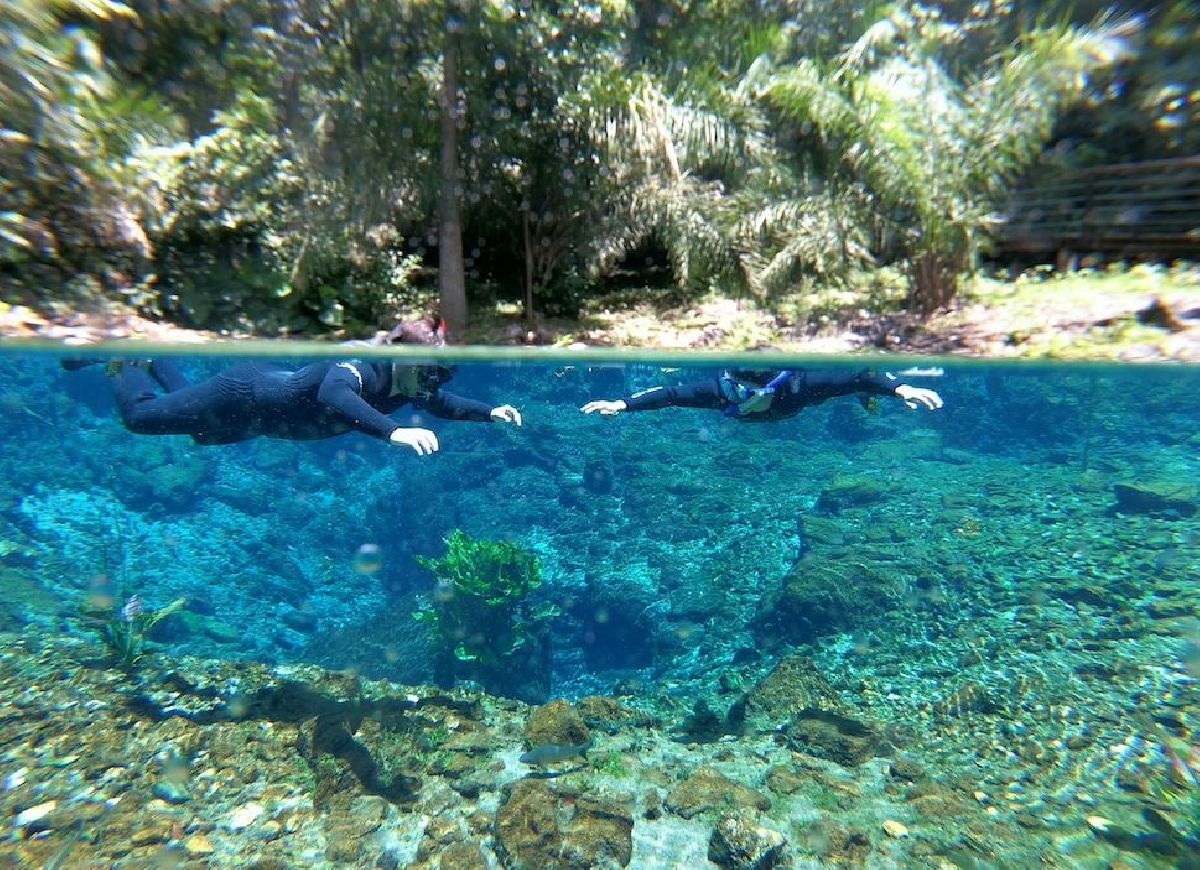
580;368;943;418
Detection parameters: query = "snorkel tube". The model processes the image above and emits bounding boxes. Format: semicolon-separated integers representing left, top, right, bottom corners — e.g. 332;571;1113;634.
762;370;794;394
723;370;794;417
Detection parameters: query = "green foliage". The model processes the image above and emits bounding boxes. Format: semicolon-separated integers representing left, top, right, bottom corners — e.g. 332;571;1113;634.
760;5;1127;314
80;593;187;669
0;0;159;272
413;530;557;667
370;720;452;782
592;751;630;778
1051;2;1200;165
150;89;426;332
6;0;1180;331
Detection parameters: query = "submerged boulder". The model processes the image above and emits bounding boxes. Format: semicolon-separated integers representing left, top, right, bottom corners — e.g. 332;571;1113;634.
495;780;633;870
816;475;888;514
1113;482;1197;517
783;709;886;768
708;809;788;870
755;557;902;643
525;699;591;747
665;768;771;819
741;654;845;733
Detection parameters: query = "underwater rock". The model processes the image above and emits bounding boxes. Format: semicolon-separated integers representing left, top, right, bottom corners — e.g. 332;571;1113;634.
643;788;662;820
319;795;389;863
428;841;489;870
764;765;807;796
783;710;886;767
665;767;771;819
797;515;845;548
803;821;871;865
741;654;845;733
674;699;729;743
114;443;210;511
1045;580;1121;609
881;819;909;839
525;699;591;748
14;800;59;832
576;695;658;733
201;620;242;645
815;475;887;514
130;655;482;724
888;759;927;782
281;607;319;633
494;779;633;870
1113;482;1197;516
755;558;901;644
708;809;788;869
151;780;191;804
183;835;215;857
430;729;494;782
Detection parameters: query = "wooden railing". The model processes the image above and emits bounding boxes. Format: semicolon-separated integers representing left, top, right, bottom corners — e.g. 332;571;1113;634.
992;156;1200;259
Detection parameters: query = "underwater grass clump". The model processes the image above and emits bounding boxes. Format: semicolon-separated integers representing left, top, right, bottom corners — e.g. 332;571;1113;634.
80;593;187;669
593;751;631;778
413;529;559;701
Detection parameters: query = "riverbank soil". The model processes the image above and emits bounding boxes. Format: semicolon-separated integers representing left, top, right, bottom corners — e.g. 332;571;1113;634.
3;267;1198;361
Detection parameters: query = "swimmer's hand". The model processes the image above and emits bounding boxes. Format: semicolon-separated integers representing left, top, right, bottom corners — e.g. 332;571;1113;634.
895;385;943;411
490;405;523;426
580;399;627;416
389;427;440;455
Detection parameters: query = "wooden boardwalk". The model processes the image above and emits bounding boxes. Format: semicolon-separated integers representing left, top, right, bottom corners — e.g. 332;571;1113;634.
993;156;1200;264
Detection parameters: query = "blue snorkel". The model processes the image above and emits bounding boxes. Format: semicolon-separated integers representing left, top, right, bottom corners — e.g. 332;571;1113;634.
763;370;794;393
723;370;794;416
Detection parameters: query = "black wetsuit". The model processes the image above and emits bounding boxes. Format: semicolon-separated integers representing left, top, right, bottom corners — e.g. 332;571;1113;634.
113;360;493;445
621;370;901;421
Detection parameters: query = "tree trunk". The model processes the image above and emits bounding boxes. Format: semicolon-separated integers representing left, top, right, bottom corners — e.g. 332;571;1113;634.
908;252;960;317
523;207;534;320
438;10;467;338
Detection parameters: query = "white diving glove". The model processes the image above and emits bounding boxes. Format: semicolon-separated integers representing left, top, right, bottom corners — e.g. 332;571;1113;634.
490;405;523;425
389;427;440;455
580;400;628;416
894;385;944;410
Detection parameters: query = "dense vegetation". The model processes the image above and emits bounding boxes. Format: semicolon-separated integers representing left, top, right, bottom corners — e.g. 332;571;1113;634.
2;0;1196;336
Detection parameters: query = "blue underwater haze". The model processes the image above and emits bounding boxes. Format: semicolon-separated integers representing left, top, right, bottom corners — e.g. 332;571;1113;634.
2;351;1197;688
0;347;1198;867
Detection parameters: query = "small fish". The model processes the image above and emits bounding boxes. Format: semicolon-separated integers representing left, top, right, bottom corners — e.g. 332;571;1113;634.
519;739;593;767
894;367;944;378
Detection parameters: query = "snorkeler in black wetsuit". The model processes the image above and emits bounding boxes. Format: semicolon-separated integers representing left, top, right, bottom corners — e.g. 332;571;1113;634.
64;319;523;455
580;368;943;419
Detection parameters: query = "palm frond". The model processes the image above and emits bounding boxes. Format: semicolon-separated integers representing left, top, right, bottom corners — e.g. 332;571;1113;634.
965;18;1136;193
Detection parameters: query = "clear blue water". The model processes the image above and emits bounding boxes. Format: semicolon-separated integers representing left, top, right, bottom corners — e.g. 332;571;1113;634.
0;346;1198;867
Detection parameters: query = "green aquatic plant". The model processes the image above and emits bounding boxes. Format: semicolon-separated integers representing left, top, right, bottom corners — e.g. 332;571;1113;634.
593;751;630;779
413;530;559;696
80;593;187;669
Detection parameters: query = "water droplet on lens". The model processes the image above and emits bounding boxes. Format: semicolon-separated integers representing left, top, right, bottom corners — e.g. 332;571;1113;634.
353;543;383;576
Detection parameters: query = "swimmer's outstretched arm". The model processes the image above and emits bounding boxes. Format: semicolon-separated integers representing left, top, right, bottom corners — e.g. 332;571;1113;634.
581;379;724;415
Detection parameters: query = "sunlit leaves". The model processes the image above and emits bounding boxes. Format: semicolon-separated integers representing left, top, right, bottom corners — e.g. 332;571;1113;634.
761;3;1129;313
